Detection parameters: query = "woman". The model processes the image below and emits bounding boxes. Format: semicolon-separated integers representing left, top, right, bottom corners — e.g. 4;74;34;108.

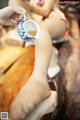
0;6;57;120
9;0;67;119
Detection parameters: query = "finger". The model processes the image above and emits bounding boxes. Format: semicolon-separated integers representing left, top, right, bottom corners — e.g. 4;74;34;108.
18;15;24;20
11;16;22;25
11;13;23;22
11;19;18;25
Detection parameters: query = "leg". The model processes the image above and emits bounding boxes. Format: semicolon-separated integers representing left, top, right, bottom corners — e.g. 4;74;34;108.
26;91;57;120
10;27;53;120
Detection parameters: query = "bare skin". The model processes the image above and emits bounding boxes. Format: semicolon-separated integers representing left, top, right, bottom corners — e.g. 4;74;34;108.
9;0;66;119
0;6;26;26
10;27;52;119
9;91;57;120
26;91;57;120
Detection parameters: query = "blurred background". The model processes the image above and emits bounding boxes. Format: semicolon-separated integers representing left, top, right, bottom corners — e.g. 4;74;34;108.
0;0;8;8
0;0;30;8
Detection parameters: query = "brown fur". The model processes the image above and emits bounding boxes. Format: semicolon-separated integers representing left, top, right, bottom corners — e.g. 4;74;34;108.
56;39;80;120
0;47;34;112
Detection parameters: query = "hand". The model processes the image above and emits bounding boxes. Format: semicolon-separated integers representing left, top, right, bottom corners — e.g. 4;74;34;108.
0;6;26;26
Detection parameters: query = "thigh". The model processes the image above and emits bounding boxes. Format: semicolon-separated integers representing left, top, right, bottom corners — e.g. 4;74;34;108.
41;16;67;39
